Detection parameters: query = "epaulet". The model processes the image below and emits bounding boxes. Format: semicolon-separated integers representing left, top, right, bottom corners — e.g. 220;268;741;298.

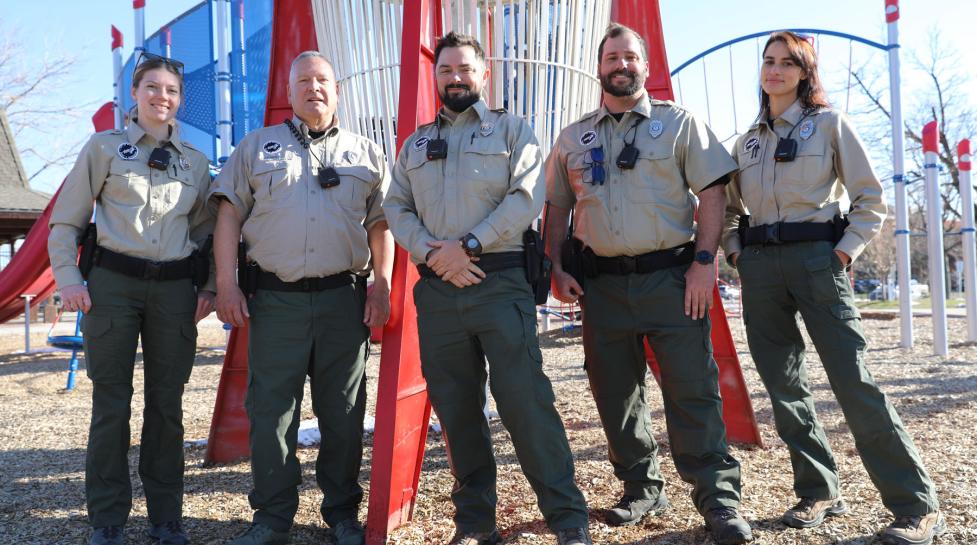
415;120;436;130
648;98;688;112
491;107;507;114
95;128;124;137
182;140;199;151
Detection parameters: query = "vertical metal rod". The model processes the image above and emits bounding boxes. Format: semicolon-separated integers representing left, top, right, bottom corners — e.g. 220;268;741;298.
112;26;124;130
958;139;977;341
21;294;33;354
887;0;913;347
214;0;233;164
923;121;947;356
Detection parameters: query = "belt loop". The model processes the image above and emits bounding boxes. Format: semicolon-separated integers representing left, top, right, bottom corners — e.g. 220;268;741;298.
764;223;781;245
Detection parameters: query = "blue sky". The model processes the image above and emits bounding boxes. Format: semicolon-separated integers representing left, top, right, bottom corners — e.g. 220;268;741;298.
2;0;974;194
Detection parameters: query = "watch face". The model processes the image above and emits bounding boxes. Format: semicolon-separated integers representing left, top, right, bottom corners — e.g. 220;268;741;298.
695;251;714;264
466;238;478;249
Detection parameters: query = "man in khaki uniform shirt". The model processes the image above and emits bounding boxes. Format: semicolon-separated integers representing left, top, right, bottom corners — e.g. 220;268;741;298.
383;32;591;545
545;25;751;545
210;51;393;545
723;97;939;537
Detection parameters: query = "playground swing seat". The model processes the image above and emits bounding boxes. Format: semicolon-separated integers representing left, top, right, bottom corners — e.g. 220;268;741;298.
46;303;84;391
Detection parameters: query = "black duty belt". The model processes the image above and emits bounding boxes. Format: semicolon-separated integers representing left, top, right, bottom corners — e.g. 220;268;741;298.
590;242;694;275
417;251;524;279
740;220;842;246
256;269;363;292
93;246;194;281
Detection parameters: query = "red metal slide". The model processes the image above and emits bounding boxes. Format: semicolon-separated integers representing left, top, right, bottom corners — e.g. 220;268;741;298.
0;102;116;325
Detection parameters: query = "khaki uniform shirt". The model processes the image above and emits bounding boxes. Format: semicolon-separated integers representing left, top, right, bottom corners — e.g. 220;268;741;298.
382;100;543;263
547;93;736;256
48;122;214;289
208;117;388;282
722;101;886;260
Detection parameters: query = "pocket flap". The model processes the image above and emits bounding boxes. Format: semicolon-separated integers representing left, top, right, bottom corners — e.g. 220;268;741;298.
467;137;508;156
830;303;860;320
253;160;287;176
334;165;375;183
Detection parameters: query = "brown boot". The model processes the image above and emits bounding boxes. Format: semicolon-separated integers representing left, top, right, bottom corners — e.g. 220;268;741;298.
781;497;848;529
881;512;946;545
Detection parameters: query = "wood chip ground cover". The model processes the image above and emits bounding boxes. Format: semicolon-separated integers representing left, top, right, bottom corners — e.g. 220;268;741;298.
0;315;974;544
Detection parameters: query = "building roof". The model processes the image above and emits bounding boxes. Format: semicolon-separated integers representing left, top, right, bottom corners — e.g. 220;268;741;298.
0;107;50;215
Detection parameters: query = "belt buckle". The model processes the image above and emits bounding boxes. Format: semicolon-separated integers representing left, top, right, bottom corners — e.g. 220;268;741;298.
144;261;162;279
764;223;782;245
619;256;636;275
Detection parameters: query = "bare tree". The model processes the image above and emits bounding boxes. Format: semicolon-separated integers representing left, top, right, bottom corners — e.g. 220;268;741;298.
0;25;97;184
848;29;977;283
859;218;896;287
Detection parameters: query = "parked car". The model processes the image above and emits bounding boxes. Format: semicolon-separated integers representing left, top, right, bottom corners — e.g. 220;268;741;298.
854;278;880;294
719;284;740;300
869;280;928;301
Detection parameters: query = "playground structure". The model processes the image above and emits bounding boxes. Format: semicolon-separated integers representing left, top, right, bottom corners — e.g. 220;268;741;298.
0;0;974;543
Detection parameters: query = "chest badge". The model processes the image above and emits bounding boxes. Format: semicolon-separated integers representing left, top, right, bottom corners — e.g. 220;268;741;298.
179;154;191;171
117;143;139;161
649;119;664;138
798;119;815;140
414;136;430;150
479;121;494;137
262;140;282;154
343;150;359;164
579;130;598;146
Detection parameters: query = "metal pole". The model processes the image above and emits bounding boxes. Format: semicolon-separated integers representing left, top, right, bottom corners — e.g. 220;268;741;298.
234;0;250;136
923;121;947;355
958;139;977;341
21;294;33;353
886;0;912;347
112;26;124;129
133;0;146;56
163;26;172;59
66;310;83;391
214;0;233;164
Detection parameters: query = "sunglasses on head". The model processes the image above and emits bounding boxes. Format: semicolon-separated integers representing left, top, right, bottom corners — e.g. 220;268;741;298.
136;51;185;76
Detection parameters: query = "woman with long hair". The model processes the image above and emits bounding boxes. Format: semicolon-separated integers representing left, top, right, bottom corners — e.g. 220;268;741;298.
722;31;943;545
48;54;215;545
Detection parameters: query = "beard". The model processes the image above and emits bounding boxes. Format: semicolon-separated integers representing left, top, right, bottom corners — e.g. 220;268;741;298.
440;84;481;112
600;68;644;97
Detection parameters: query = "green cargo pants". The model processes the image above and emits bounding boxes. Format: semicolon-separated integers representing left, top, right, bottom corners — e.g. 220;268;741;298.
82;265;198;528
413;268;589;533
580;264;742;514
245;282;369;532
736;240;938;516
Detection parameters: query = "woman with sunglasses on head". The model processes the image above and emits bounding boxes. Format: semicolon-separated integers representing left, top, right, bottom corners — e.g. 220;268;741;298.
48;54;215;545
722;32;944;545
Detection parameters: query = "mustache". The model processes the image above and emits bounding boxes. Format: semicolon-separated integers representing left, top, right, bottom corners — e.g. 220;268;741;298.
608;68;637;80
446;83;472;91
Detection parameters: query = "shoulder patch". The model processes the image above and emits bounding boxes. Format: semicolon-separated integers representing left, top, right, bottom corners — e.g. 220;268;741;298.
579;130;598;146
414;136;430;151
117;142;139;160
262;140;282;154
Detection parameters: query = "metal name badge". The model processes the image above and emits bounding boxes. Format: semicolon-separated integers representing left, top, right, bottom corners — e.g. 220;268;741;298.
343;150;359;164
579;130;597;146
179;155;191;171
798;119;815;140
479;121;494;137
117;143;139;161
649;119;664;138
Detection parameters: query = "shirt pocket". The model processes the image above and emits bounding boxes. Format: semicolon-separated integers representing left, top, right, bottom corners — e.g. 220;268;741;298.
104;160;150;208
163;167;199;215
779;139;827;186
463;137;510;202
567;150;602;204
404;149;441;204
252;159;290;200
629;145;675;203
334;165;376;214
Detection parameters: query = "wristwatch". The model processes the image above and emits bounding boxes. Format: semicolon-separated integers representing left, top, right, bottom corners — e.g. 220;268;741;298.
461;233;482;257
694;250;715;265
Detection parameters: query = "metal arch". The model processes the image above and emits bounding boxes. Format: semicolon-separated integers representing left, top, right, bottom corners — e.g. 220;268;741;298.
670;28;893;77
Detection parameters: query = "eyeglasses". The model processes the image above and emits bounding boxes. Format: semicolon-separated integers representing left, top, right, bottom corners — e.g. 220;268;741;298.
587;146;606;185
136;51;185;77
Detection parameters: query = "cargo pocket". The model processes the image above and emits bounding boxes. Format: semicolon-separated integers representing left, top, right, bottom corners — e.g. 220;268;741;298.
515;300;543;364
176;322;198;384
81;315;121;382
830;303;860;320
805;254;840;304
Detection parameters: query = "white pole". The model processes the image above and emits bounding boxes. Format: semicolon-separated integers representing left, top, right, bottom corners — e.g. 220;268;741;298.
133;0;146;56
235;0;250;135
214;0;233;164
111;26;124;130
923;121;947;356
21;295;33;353
958;139;977;341
163;26;172;59
886;0;913;347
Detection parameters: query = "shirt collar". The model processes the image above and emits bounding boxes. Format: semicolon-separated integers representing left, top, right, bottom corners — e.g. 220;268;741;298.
438;99;489;125
292;115;340;139
594;91;651;125
126;120;187;155
754;99;809;130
